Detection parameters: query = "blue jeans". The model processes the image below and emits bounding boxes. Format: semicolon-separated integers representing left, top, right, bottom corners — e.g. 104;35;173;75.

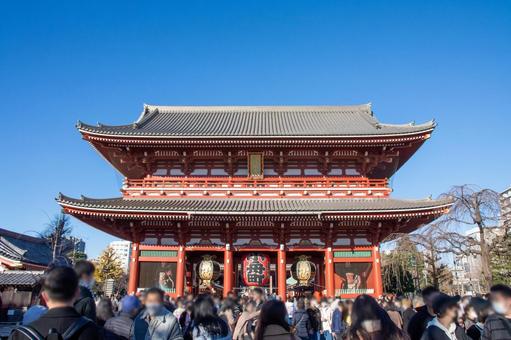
320;331;332;340
309;332;320;340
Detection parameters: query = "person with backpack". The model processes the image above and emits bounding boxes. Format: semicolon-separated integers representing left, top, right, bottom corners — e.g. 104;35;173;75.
73;261;97;321
292;299;311;340
9;266;100;340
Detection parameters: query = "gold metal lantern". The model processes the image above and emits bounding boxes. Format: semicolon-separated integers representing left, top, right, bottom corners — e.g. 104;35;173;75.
198;255;220;286
291;255;316;286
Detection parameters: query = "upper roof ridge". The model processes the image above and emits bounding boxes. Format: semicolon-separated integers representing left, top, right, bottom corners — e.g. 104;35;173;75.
143;103;373;114
76;103;435;138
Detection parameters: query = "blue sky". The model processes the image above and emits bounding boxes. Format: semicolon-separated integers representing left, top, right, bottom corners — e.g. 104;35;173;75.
1;1;510;258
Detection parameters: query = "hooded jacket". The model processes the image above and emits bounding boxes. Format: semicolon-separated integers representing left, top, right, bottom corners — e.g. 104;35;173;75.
422;317;467;340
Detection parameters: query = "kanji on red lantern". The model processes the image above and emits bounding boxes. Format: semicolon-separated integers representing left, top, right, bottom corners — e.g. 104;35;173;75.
242;254;270;286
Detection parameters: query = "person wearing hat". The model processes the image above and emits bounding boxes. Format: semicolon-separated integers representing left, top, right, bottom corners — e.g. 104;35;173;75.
103;295;142;340
422;293;467;340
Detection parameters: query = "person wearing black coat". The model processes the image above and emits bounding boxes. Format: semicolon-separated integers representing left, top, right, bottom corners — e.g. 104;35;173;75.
306;301;322;340
400;297;416;333
407;286;440;340
9;267;100;340
74;260;97;321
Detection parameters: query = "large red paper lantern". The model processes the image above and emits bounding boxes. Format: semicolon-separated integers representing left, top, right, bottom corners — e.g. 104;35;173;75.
242;254;270;286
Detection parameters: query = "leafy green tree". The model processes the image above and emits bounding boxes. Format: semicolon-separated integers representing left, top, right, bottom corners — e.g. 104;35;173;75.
490;233;511;285
382;262;415;294
382;236;424;294
437;264;454;293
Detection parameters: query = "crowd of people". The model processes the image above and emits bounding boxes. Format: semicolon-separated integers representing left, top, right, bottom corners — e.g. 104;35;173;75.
8;260;511;340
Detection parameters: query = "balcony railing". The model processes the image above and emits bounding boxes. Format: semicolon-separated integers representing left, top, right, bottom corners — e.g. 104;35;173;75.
123;176;390;198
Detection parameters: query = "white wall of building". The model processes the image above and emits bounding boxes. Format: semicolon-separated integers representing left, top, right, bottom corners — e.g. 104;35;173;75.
109;240;131;273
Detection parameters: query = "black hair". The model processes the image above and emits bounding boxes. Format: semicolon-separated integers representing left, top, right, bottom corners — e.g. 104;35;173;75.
349;295;405;340
253;287;264;295
193;294;229;337
421;286;440;298
433;295;460;317
467;297;492;323
74;260;95;277
220;298;235;313
296;298;305;310
146;287;165;301
490;284;511;298
43;266;78;302
254;300;290;340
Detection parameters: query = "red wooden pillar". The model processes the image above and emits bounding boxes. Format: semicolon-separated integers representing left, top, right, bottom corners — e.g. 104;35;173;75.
223;244;233;297
372;245;383;297
325;247;335;298
176;245;186;297
277;244;287;301
128;242;139;295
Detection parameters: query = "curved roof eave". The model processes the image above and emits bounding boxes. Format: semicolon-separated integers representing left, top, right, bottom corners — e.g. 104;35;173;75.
56;194;453;216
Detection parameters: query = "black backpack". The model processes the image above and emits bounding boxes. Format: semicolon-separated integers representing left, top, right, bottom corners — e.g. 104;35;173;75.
12;317;92;340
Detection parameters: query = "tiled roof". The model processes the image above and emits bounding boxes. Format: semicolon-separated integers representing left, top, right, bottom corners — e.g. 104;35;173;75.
0;271;44;287
0;229;53;266
77;104;435;138
57;195;452;214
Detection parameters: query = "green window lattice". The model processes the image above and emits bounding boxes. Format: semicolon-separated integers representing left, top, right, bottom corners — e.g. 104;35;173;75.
333;251;372;258
139;250;178;257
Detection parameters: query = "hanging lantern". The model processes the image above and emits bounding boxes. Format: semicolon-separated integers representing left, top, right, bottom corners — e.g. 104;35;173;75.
198;255;220;286
291;255;316;287
242;254;270;286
